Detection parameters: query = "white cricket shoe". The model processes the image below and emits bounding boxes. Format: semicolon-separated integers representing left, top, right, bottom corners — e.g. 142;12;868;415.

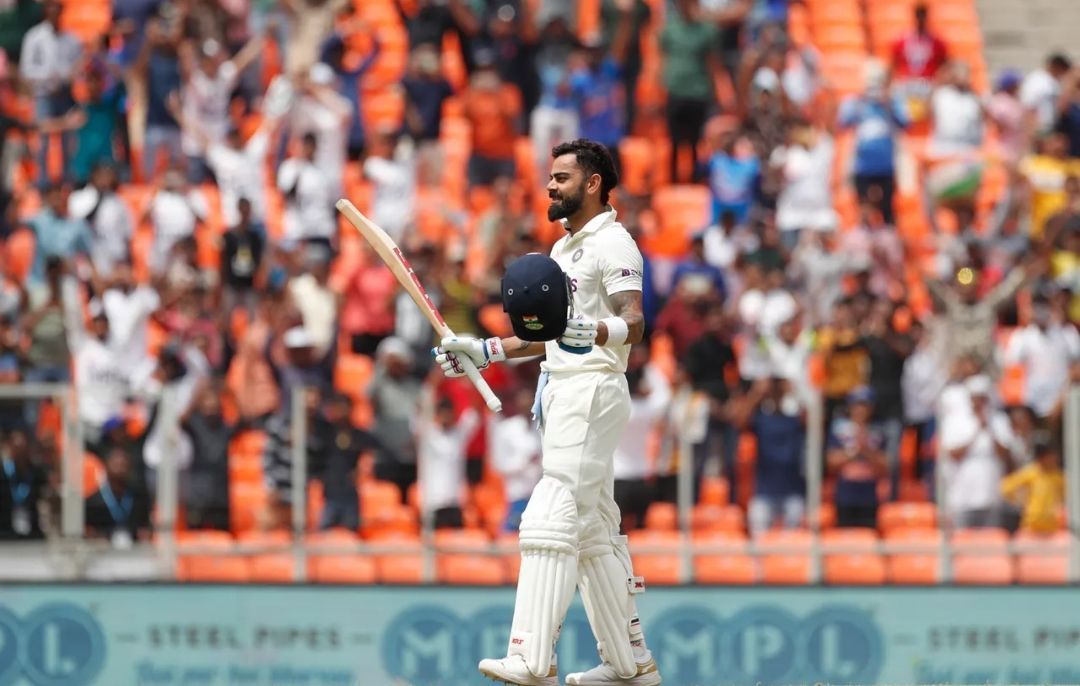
564;657;662;686
478;655;559;686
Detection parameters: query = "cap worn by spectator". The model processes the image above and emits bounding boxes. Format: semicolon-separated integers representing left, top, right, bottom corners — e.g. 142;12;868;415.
376;336;414;364
996;69;1022;92
753;67;780;93
965;374;994;398
283;326;315;350
847;385;876;406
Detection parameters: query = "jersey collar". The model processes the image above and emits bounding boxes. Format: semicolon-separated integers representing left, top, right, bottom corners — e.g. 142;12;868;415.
562;206;617;240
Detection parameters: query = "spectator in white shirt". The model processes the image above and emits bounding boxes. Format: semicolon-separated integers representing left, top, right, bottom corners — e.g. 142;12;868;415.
277;133;337;246
1020;53;1071;137
769;118;836;251
178;36;263;183
288;64;352;198
929;60;985;157
145;168;208;275
417;395;480;529
489;387;542;532
68;163;133;277
98;262;161;374
168;95;278;229
901;320;946;476
74;300;131;451
287;242;338;358
939;374;1016;528
613;345;671;531
363;126;418;246
1004;292;1080;419
20;0;82;187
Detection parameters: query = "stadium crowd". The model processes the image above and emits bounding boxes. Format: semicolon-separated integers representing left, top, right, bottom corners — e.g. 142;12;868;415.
0;0;1077;561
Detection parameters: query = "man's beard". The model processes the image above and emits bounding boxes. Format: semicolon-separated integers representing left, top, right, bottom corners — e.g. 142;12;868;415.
547;187;584;222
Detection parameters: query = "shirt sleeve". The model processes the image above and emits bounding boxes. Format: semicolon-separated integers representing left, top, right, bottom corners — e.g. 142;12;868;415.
600;230;644;295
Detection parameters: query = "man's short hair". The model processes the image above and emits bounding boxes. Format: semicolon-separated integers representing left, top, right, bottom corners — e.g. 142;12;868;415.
551;139;619;205
1049;53;1072;72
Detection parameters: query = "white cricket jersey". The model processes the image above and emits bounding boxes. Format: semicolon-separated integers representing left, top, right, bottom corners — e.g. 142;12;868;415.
542;208;643;375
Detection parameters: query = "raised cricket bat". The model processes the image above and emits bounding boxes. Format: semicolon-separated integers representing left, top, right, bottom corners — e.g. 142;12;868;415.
336;199;503;413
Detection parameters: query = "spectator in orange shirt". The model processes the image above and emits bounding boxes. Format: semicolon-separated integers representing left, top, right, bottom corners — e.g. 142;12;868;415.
462;50;522;188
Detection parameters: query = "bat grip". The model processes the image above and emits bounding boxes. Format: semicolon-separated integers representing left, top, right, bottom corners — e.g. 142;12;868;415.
459;357;503;413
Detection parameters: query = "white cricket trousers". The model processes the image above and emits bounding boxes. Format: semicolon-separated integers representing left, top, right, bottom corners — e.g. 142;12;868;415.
539;370;631;555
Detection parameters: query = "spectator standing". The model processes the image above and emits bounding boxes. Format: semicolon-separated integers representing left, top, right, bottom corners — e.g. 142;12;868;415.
489;387;542;532
310;392;381;530
370;337;422;504
462;52;522;188
529;16;579;182
278;132;337;246
838;201;905;298
1000;433;1065;534
99;261;161;375
1019;133;1080;240
362;126;418;247
1054;67;1080;160
828;387;888;529
654;275;713;359
1004;292;1080;420
287;243;338;359
569;3;633;173
987;70;1025;169
671;234;728;303
1021;53;1071;137
289;64;353;198
818;298;869;428
0;314;19;430
38;64;125;185
769;118;837;250
684;307;737;493
416;394;478;529
19;256;73;399
220;197;266;317
401;45;454;186
837;61;908;224
600;0;651;130
27;184;92;287
20;0;81;186
889;3;947;120
178;35;262;182
136;17;184;181
68;163;134;277
320;25;381;161
613;344;670;531
145;168;208;276
396;0;479;70
736;376;806;537
340;244;397;357
939;374;1015;528
180;379;236;531
85;447;151;547
901;319;945;477
707;127;760;228
928;60;985;158
861;300;912;496
0;428;47;540
659;0;717;182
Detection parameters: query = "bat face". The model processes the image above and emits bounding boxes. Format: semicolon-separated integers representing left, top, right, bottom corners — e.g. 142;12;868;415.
393;247;446;328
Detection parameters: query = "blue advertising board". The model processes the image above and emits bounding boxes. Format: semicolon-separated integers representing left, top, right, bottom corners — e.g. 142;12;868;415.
1;585;1079;685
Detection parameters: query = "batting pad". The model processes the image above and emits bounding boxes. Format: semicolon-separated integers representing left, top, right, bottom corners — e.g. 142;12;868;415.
577;531;645;679
508;477;579;677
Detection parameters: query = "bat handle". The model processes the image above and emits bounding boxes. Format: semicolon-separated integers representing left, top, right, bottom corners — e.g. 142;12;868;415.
459;358;503;413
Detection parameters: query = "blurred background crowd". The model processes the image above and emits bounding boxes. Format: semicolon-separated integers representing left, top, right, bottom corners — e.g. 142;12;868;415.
0;0;1077;581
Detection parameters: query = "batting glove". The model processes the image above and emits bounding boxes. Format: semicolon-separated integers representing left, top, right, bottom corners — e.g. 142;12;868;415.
432;336;506;378
559;317;598;354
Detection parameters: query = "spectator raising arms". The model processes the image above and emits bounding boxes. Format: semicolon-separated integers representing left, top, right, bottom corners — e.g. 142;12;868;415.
416;393;479;529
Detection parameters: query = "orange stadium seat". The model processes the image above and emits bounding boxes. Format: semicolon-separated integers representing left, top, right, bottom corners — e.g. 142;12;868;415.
759;530;812;584
237;529;291;547
699;477;729;506
83;454;104;497
887;553;940;585
309;554;378;584
335;354;374;398
628;530;683;585
878;502;936;533
644;502;678;531
180;556;252;583
250;553;297;582
953;554;1014;585
230;482;270;532
370;530;425;584
1015;530;1070;585
693;531;755;584
690;504;745;532
3;229;34;282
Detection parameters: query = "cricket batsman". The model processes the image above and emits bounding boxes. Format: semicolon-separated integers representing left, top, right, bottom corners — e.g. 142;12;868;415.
433;139;661;686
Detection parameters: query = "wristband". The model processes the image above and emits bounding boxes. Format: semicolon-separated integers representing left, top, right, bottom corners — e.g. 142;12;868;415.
599;317;629;347
484;337;507;364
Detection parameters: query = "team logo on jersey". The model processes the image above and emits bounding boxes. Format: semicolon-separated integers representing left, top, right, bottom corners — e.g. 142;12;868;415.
571;249;584;263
